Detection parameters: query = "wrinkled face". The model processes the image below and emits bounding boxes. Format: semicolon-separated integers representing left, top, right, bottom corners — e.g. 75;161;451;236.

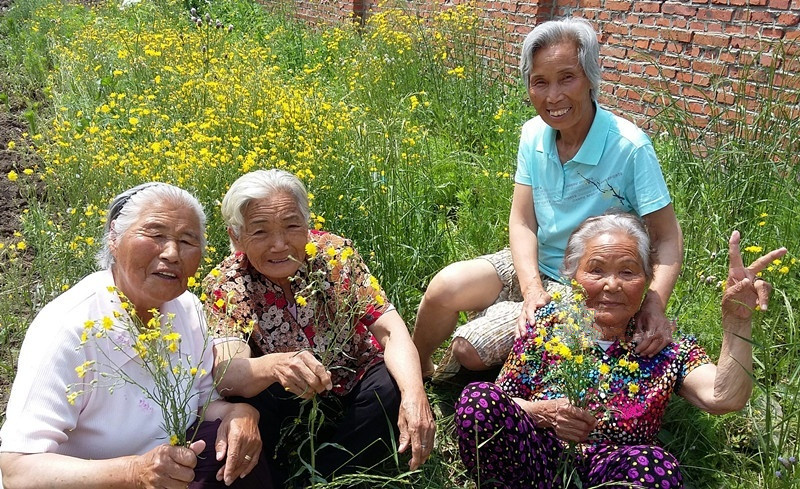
575;231;647;332
111;200;203;314
527;41;595;136
229;193;309;285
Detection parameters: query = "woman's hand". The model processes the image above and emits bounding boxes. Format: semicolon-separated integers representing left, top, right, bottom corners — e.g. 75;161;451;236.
213;403;262;485
515;286;551;338
517;397;597;443
273;350;333;399
722;231;787;322
131;440;205;489
397;389;436;470
633;291;675;357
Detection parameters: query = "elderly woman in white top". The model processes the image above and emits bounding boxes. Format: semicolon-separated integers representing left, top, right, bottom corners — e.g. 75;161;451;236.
0;183;269;489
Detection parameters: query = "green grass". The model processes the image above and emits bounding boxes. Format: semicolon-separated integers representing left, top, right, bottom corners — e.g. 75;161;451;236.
0;0;799;487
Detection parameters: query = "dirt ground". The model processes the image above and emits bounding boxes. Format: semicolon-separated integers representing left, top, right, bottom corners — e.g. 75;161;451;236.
0;112;29;238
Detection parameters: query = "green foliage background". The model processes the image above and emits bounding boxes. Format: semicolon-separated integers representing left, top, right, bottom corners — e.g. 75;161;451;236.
0;0;799;486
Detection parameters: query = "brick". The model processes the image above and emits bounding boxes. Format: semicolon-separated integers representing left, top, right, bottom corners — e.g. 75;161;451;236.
633;1;661;12
631;26;660;37
604;45;628;58
769;0;790;7
750;10;776;23
662;2;698;16
777;13;800;26
693;73;712;86
663;29;693;42
694;32;732;47
658;53;682;67
607;0;633;11
692;59;729;76
635;39;651;49
650;40;667;51
697;7;734;22
715;90;736;104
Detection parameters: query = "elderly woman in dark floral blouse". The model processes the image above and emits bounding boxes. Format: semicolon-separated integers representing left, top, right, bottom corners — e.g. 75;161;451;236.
203;169;434;487
456;211;785;488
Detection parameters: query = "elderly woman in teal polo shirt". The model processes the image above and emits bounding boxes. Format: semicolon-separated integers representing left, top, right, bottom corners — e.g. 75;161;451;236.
412;17;684;379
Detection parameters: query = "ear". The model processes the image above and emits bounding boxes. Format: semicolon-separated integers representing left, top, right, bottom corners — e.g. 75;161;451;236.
227;226;243;252
107;224;120;257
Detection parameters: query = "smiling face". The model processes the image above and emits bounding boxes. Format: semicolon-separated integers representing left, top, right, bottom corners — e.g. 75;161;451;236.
574;231;648;335
110;199;203;315
229;192;309;287
527;41;595;140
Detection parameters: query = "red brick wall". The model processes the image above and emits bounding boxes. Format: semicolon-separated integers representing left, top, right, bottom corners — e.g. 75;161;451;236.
288;0;800;132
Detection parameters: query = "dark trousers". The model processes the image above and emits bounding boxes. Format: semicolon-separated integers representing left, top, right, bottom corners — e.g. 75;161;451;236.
189;418;274;488
241;361;401;486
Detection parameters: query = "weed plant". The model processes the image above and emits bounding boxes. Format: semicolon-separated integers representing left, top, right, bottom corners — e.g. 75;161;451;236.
0;0;798;486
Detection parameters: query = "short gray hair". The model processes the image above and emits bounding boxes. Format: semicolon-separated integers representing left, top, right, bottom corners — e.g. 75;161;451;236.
520;18;601;100
561;210;653;280
96;182;207;269
221;169;310;244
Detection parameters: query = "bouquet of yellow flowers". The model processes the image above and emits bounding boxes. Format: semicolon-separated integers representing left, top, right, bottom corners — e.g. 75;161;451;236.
67;287;215;447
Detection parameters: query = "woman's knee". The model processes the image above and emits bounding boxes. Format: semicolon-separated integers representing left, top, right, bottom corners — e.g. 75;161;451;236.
452;337;489;371
424;260;501;311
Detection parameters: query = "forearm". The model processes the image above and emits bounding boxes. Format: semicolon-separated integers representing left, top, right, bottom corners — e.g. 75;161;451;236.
713;317;754;412
647;244;682;311
0;452;137;489
509;222;543;295
646;206;683;310
381;317;427;397
513;398;555;428
213;343;283;398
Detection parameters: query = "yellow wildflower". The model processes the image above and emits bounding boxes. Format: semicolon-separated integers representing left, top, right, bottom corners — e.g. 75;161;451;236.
67;392;79;405
745;246;763;253
305;242;318;257
341;247;354;263
296;295;307;307
170;434;180;446
102;316;114;330
7;170;18;182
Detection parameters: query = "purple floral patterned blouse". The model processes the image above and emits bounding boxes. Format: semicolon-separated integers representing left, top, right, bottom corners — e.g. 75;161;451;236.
496;302;712;446
204;230;390;395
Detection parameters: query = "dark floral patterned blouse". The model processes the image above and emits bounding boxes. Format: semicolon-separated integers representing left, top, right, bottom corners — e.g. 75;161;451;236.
204;230;390;395
496;302;712;446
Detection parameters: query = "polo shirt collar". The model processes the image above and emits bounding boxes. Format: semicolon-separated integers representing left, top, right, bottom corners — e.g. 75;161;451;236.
538;102;611;166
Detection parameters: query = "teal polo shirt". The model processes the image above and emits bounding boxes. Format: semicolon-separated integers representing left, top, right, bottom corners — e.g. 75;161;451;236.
514;104;671;282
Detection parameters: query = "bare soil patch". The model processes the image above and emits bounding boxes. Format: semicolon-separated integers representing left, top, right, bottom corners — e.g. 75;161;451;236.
0;112;29;238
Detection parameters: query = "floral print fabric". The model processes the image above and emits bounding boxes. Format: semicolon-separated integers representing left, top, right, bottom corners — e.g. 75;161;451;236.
204;230;389;395
495;304;712;446
456;382;684;488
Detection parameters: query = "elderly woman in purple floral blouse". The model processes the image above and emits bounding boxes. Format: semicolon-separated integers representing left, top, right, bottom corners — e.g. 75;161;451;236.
203;169;434;487
456;211;785;488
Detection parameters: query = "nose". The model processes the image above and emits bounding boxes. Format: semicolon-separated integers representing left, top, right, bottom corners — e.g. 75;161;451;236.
268;231;289;252
603;274;622;292
546;83;562;103
160;239;180;262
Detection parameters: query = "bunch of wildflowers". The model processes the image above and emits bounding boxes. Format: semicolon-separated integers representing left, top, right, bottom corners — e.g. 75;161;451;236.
66;287;219;447
529;283;603;410
291;238;385;378
281;236;388;485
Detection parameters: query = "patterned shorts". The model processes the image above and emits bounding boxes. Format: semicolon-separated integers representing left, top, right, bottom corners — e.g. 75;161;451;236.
435;248;569;379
